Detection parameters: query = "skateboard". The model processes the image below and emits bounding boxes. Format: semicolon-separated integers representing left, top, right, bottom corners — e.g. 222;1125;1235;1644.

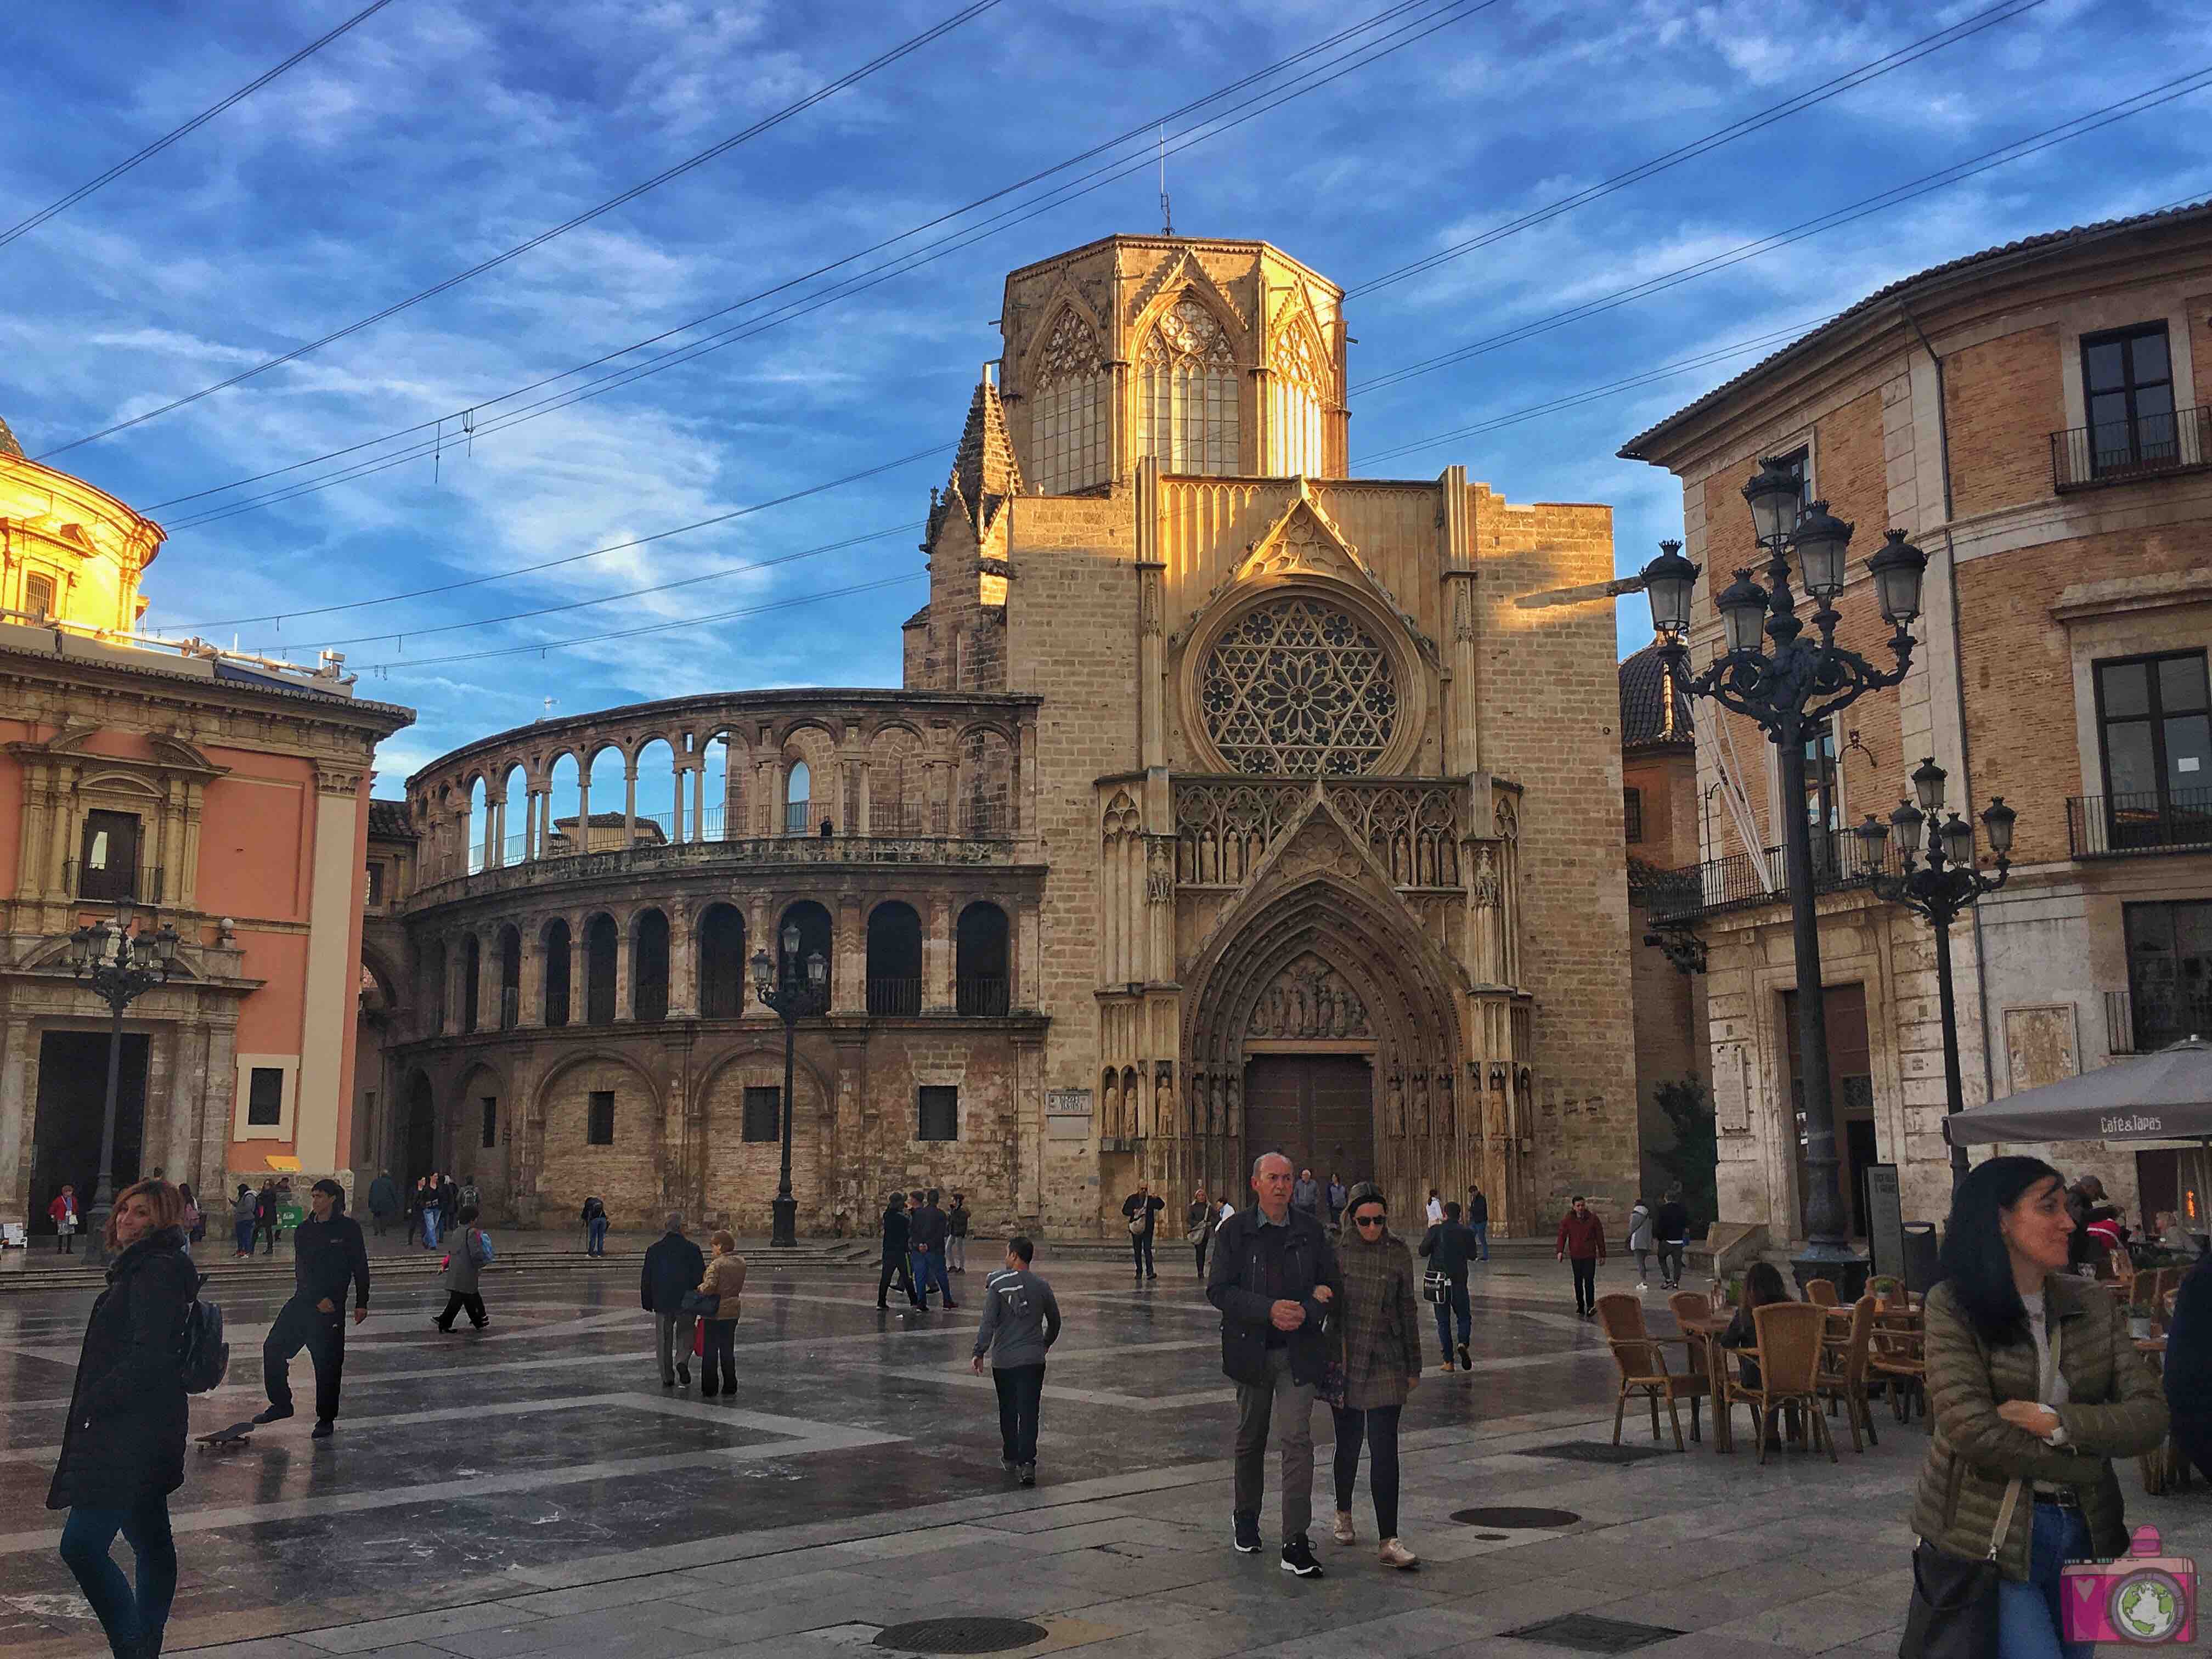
195;1419;259;1452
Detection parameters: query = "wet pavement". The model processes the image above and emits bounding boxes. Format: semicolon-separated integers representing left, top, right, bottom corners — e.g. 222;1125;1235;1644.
1;1248;2205;1658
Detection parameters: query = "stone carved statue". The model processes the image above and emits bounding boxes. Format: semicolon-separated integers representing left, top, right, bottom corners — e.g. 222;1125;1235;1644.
1245;954;1371;1040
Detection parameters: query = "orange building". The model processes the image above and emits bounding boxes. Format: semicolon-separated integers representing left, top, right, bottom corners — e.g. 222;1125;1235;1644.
0;414;413;1232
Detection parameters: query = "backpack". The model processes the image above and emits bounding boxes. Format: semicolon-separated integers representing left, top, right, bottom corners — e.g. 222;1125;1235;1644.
176;1272;229;1394
477;1230;495;1263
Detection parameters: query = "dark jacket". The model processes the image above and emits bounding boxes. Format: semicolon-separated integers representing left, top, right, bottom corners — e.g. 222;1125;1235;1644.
910;1203;947;1251
366;1175;399;1217
1121;1193;1164;1237
291;1212;371;1310
1419;1220;1480;1281
881;1206;911;1261
2168;1257;2212;1429
582;1197;606;1222
438;1180;460;1218
254;1188;277;1224
947;1201;970;1239
1556;1211;1606;1261
1466;1189;1488;1226
48;1226;194;1510
1655;1201;1690;1244
1206;1206;1340;1388
641;1231;707;1313
1333;1227;1421;1410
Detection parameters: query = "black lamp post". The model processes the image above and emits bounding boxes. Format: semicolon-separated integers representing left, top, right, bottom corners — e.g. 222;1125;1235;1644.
751;923;827;1248
1641;460;1931;1293
67;896;180;1267
1854;760;2016;1183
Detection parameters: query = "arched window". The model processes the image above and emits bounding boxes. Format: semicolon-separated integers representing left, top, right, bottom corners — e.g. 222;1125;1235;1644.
461;934;482;1032
584;915;618;1025
1030;309;1108;493
498;926;521;1031
778;900;834;1002
698;903;748;1018
1138;296;1240;476
956;901;1009;1015
1269;320;1327;478
866;901;923;1015
542;919;572;1027
633;909;670;1022
785;760;811;835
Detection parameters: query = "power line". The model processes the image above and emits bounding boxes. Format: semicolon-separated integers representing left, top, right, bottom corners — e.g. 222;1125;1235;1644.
0;0;404;250
32;0;1013;460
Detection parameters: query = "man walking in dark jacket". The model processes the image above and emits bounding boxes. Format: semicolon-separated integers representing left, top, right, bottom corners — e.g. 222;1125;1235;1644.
1122;1182;1164;1284
1653;1187;1691;1291
1206;1151;1339;1578
972;1235;1061;1486
878;1195;921;1309
1466;1183;1490;1261
365;1170;399;1238
641;1215;707;1386
256;1180;369;1438
910;1189;956;1310
1419;1201;1480;1371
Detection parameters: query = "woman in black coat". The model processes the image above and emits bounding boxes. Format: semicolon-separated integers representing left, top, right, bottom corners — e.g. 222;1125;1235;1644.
50;1178;195;1659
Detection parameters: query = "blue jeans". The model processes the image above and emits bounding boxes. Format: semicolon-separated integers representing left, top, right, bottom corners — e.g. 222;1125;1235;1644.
586;1217;608;1256
1996;1501;2094;1659
423;1210;442;1249
59;1495;176;1655
233;1217;256;1255
1470;1221;1488;1260
1432;1279;1471;1353
913;1248;951;1303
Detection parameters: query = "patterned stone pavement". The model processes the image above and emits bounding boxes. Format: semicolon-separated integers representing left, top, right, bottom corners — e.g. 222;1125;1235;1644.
1;1249;2203;1658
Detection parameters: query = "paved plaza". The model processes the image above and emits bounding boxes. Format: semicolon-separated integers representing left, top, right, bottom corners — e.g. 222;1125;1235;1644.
1;1248;2205;1659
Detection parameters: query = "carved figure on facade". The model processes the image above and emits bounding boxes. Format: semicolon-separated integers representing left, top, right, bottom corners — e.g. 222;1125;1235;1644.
1245;953;1370;1040
1473;845;1500;909
1145;836;1175;902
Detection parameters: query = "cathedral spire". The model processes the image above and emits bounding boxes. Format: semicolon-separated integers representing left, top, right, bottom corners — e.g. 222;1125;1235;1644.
945;363;1022;529
0;414;24;461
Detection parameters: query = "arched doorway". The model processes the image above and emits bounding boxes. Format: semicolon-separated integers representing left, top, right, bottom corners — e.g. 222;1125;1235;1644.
402;1072;436;1182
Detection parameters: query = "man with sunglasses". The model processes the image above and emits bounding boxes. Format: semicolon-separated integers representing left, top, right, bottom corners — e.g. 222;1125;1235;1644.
1207;1150;1340;1578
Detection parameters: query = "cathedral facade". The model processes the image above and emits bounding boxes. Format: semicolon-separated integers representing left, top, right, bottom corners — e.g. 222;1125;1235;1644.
379;235;1637;1237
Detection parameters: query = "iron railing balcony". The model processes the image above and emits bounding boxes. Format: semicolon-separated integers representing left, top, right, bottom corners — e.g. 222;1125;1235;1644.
956;976;1010;1016
2105;985;2212;1056
1641;828;1893;925
2052;405;2212;492
2067;789;2212;857
866;977;922;1017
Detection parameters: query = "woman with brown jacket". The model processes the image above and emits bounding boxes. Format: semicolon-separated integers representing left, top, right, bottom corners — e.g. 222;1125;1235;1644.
696;1231;748;1398
1327;1183;1421;1570
1910;1156;2168;1657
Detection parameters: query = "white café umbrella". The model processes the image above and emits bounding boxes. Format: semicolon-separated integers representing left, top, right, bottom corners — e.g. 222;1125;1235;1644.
1945;1035;2212;1146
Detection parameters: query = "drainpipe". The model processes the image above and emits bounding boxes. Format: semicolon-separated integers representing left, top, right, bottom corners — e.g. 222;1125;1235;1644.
1901;302;2000;1133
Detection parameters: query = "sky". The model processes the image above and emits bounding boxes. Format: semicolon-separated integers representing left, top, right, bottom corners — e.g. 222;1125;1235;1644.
4;0;2209;815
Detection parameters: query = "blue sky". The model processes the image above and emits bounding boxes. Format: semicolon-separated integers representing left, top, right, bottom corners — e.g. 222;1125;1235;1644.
5;0;2208;809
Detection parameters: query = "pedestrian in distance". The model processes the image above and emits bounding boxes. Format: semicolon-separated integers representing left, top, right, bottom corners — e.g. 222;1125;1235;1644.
421;1172;444;1251
1555;1195;1606;1319
1122;1180;1164;1284
268;1178;294;1254
582;1194;609;1257
432;1204;493;1333
1325;1173;1347;1229
1423;1188;1443;1228
1654;1186;1690;1291
49;1178;194;1659
253;1180;278;1257
1418;1199;1477;1373
1188;1185;1214;1279
972;1234;1060;1487
365;1170;399;1239
695;1231;747;1397
458;1174;479;1217
946;1192;970;1273
1466;1183;1491;1262
438;1173;460;1244
1906;1156;2169;1658
1291;1168;1323;1222
1627;1195;1655;1293
405;1177;427;1248
911;1189;956;1310
256;1179;369;1440
177;1184;203;1248
641;1215;706;1387
1207;1150;1340;1578
230;1184;257;1258
49;1184;79;1254
1329;1184;1421;1570
877;1193;921;1310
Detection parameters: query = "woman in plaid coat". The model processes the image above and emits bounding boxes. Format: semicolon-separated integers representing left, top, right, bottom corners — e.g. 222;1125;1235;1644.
1328;1183;1423;1570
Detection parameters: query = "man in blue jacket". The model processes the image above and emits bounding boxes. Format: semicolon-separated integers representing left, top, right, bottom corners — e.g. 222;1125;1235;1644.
641;1215;706;1387
1206;1151;1339;1578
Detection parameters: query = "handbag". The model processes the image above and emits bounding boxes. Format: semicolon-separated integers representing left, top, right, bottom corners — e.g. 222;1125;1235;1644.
680;1289;720;1317
1128;1211;1147;1236
1423;1268;1451;1305
1317;1315;1350;1409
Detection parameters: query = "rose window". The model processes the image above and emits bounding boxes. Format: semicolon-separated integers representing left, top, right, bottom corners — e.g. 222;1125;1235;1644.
1199;597;1399;775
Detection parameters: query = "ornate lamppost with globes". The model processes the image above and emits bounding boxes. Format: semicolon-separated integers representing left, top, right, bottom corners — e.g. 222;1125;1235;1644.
1640;459;1929;1294
1853;759;2016;1182
751;922;828;1248
66;896;180;1267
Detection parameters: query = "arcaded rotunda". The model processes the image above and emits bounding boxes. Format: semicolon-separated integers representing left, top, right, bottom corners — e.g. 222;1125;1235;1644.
368;234;1638;1238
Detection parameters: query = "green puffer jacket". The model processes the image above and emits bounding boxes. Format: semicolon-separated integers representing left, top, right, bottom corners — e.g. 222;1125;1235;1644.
1912;1273;2168;1581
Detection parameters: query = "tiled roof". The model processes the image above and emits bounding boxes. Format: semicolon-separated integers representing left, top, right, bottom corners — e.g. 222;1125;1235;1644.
367;798;415;839
1619;197;2212;460
1620;642;1691;751
903;605;931;628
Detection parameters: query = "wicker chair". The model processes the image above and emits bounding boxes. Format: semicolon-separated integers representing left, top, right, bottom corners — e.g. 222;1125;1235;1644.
1724;1302;1837;1465
1596;1292;1705;1451
1805;1278;1838;1308
1815;1295;1878;1452
1867;1312;1927;1424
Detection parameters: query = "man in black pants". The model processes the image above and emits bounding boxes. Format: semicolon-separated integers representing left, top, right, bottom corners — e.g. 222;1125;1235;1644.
1122;1181;1164;1284
877;1193;921;1310
972;1235;1061;1486
257;1180;370;1439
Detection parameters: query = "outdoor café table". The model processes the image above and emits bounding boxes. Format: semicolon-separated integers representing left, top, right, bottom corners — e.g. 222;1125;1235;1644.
1675;1307;1736;1452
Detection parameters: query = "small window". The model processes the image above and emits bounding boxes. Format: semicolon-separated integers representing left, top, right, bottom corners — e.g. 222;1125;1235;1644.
365;862;385;907
2095;651;2211;844
1623;787;1644;844
785;760;811;834
78;809;140;902
918;1086;958;1142
586;1090;615;1146
2082;322;2176;477
742;1086;781;1143
246;1067;285;1126
24;573;55;622
480;1096;497;1149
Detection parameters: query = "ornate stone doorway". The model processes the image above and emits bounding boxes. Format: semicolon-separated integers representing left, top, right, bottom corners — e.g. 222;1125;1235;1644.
1244;1054;1373;1187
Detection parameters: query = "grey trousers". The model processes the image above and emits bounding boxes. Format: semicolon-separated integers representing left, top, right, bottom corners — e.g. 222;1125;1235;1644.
1233;1346;1316;1543
656;1312;697;1381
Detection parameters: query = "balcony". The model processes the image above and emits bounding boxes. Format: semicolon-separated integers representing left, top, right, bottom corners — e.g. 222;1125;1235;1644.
2106;986;2212;1056
66;861;165;905
2067;790;2212;858
1642;830;1893;925
2052;405;2212;493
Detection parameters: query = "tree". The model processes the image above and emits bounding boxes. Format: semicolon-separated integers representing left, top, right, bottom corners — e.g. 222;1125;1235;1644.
1651;1074;1717;1233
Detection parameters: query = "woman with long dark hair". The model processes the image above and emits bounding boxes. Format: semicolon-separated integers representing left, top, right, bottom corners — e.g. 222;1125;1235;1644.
1909;1156;2167;1657
49;1178;195;1659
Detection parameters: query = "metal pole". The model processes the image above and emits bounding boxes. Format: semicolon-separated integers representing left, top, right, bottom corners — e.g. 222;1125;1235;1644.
1933;906;1968;1182
1778;729;1853;1280
771;977;799;1249
84;988;126;1268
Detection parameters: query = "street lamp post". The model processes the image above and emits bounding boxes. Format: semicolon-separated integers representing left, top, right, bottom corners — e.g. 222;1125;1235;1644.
1641;460;1930;1294
66;896;180;1267
751;922;827;1249
1854;760;2016;1182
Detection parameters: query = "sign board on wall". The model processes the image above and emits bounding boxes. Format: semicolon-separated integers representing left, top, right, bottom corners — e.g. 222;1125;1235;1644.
1865;1163;1905;1283
1715;1045;1751;1135
1046;1087;1093;1141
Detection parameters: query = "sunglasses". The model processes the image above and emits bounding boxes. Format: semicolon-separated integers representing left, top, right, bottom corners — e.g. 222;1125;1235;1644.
1353;1213;1387;1228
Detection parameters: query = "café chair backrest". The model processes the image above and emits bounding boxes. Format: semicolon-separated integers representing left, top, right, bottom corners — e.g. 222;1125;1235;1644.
1668;1290;1712;1330
1750;1301;1828;1395
1805;1279;1838;1308
1595;1293;1661;1370
1828;1295;1875;1377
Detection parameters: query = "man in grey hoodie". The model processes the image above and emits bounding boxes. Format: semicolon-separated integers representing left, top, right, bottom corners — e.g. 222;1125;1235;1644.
972;1235;1062;1486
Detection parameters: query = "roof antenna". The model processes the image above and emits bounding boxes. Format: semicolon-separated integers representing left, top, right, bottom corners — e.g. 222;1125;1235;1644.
1158;123;1172;236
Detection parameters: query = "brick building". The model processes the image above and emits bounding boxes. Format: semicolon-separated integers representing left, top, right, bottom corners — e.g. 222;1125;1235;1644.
1621;201;2212;1241
376;234;1638;1238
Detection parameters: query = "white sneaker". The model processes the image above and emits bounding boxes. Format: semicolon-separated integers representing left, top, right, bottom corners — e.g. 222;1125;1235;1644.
1637;1282;1649;1291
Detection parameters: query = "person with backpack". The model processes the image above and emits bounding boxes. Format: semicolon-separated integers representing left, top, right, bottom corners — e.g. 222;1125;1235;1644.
432;1205;493;1332
50;1178;196;1659
255;1180;369;1439
582;1195;609;1257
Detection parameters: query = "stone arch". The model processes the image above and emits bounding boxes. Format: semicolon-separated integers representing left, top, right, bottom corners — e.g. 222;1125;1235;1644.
454;1058;510;1182
956;725;1014;836
868;723;927;834
630;907;670;1022
696;901;747;1019
865;899;923;1015
541;916;572;1026
533;1050;665;1222
696;1043;833;1233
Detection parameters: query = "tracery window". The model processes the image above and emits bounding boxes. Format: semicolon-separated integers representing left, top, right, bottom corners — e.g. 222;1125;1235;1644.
1138;297;1240;475
1029;310;1108;493
1269;321;1327;477
1199;596;1398;776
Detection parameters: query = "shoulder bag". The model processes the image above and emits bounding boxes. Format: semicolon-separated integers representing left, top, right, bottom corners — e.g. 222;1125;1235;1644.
1423;1268;1451;1305
680;1288;721;1317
